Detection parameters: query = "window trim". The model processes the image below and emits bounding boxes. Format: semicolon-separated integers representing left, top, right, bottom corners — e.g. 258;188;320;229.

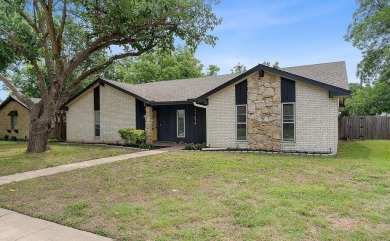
236;104;247;141
177;109;185;138
282;102;295;142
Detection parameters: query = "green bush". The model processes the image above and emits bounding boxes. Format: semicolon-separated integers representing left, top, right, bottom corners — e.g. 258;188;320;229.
3;135;9;141
118;128;146;145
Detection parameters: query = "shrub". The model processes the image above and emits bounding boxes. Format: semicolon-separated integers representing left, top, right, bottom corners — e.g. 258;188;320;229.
4;135;9;141
11;136;17;141
118;128;146;145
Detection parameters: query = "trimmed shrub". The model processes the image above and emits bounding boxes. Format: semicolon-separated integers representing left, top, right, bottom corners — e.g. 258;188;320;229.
4;135;9;141
184;143;206;150
118;128;146;145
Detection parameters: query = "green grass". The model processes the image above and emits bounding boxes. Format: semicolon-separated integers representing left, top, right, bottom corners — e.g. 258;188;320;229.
0;140;389;240
0;141;136;176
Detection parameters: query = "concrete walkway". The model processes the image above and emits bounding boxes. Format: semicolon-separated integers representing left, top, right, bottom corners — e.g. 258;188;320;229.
0;149;167;185
0;208;112;241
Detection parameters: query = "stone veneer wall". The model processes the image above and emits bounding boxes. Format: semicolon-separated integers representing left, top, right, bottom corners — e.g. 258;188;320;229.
281;81;339;154
0;101;30;140
247;71;281;150
67;84;136;143
145;106;153;144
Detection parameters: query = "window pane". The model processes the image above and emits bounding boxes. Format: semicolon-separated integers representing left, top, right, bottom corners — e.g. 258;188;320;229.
95;111;100;136
283;104;294;122
177;110;185;137
237;124;247;140
237;114;246;123
11;116;18;130
237;106;246;115
283;123;294;141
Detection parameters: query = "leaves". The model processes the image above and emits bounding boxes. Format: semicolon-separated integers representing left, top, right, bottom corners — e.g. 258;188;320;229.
345;0;390;85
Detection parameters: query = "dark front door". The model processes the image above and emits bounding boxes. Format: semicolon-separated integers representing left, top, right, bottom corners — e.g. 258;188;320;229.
155;104;206;143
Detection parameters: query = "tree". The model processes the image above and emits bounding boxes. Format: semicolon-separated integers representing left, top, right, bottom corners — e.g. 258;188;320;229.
231;62;247;74
344;81;390;115
0;0;221;152
261;61;279;69
104;46;205;83
206;64;220;76
345;0;390;85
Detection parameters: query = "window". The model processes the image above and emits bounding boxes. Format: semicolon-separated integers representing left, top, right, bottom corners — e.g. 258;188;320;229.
11;115;18;130
282;103;295;142
94;86;100;136
95;111;100;136
237;105;247;141
177;109;185;138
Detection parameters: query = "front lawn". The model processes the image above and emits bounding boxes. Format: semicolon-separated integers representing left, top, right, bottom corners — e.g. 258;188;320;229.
0;141;136;176
0;140;389;240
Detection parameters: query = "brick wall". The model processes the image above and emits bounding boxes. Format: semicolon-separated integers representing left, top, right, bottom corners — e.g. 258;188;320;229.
207;79;248;149
0;101;30;140
281;81;339;154
67;84;136;144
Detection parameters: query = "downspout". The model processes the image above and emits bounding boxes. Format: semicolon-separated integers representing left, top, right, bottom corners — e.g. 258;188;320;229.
193;102;208;147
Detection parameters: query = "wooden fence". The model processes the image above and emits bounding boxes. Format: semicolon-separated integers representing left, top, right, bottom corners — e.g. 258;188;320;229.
339;116;390;140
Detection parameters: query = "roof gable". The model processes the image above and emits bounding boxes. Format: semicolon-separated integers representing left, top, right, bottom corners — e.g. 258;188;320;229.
0;96;41;111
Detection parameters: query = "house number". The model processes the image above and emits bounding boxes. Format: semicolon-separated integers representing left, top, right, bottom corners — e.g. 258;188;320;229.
194;108;197;125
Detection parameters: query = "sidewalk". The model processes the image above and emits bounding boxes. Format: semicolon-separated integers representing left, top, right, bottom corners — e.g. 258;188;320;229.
0;149;167;185
0;208;112;241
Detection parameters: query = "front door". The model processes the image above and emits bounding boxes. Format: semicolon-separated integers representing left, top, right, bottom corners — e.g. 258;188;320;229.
152;110;157;141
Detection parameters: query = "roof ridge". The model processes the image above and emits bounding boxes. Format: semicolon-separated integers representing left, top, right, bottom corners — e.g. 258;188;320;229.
282;61;346;69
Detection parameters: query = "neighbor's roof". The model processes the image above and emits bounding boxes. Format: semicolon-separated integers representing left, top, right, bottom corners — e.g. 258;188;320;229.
63;61;350;107
0;95;41;110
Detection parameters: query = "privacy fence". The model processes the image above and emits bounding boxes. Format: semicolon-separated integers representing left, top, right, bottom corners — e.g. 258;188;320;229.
339;116;390;140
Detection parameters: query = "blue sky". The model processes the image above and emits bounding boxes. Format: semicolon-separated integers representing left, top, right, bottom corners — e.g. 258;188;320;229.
0;0;361;101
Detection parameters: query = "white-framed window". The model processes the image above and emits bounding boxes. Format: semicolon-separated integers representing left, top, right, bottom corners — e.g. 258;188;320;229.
236;105;247;141
282;103;295;142
94;111;100;137
177;109;185;138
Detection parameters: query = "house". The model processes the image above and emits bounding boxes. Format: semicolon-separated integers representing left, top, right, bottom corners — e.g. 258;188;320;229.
0;96;40;140
62;61;349;154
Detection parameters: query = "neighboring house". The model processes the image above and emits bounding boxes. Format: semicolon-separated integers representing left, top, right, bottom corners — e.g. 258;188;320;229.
0;96;40;140
63;61;349;154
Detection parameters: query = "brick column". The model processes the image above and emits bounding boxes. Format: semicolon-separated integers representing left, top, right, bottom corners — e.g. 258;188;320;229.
145;106;153;144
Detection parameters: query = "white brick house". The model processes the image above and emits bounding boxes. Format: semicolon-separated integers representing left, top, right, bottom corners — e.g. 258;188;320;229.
63;61;349;154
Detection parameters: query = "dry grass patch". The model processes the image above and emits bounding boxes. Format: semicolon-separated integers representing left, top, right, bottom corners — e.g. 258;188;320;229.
0;140;389;240
0;141;136;176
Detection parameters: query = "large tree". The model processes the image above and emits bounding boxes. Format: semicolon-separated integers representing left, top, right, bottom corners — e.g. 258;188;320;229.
0;0;221;152
345;0;389;85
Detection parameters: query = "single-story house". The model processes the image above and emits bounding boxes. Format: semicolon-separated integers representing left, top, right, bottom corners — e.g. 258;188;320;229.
62;61;350;154
0;96;40;140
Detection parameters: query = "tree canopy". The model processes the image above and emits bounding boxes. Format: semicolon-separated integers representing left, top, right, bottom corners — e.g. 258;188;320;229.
345;0;390;85
103;46;208;84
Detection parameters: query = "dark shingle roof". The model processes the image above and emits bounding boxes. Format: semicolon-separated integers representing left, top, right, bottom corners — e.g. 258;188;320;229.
0;95;41;110
281;61;349;90
103;73;240;102
64;61;349;107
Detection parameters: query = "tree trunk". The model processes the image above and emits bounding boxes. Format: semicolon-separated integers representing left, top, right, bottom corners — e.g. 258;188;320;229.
26;100;56;153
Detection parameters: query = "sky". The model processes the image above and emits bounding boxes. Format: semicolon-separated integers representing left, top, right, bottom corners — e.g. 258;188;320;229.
0;0;361;101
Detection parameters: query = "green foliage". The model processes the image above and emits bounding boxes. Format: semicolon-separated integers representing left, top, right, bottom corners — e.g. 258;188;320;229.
206;64;220;76
104;46;213;83
118;128;146;145
345;0;390;85
344;81;390;115
261;61;280;69
3;135;9;141
231;62;247;74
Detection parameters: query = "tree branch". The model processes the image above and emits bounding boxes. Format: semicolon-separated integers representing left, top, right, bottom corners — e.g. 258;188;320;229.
0;73;35;108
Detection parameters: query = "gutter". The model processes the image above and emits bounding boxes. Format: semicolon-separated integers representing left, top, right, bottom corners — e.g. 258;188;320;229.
193;102;207;109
